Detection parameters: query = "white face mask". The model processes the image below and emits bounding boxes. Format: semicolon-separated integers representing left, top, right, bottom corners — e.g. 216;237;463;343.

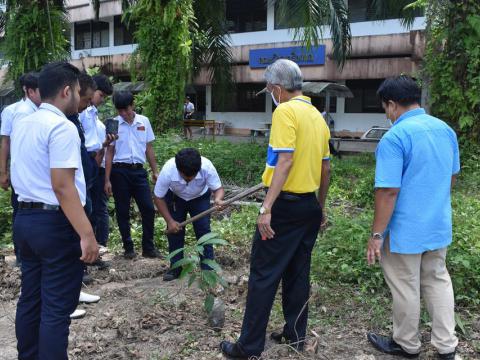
271;92;279;107
270;86;281;107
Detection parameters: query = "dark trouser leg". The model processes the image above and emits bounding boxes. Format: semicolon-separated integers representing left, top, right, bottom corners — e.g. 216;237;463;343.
11;187;19;260
281;214;320;347
188;191;213;269
91;168;109;246
131;168;155;253
238;195;322;356
111;168;134;252
165;191;188;267
15;210;83;360
15;217;41;360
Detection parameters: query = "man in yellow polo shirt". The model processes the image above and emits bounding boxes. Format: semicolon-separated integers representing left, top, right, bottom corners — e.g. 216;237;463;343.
220;59;331;359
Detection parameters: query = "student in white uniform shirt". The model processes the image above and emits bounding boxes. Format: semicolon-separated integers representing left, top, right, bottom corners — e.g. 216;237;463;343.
104;91;161;259
79;74;113;196
154;148;225;281
0;73;26;263
11;61;98;360
0;72;41;264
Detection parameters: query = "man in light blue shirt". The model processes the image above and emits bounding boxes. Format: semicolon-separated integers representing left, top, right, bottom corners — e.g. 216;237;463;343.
366;76;459;360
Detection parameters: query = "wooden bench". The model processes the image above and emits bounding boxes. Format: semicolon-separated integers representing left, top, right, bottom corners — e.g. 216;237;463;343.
250;128;270;143
183;119;216;140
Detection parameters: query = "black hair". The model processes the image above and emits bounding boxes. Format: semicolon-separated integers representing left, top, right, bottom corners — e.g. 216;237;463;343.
377;75;421;107
38;62;80;100
18;74;26;89
79;73;97;96
185;96;190;100
92;74;113;95
175;148;201;177
113;91;134;109
23;72;39;91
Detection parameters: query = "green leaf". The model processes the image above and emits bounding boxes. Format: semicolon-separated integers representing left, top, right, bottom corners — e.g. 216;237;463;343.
202;270;218;288
166;247;185;261
202;238;229;246
171;257;194;270
197;232;219;245
195;245;205;256
180;263;195;279
188;273;198;287
204;294;215;314
455;312;468;337
201;259;222;273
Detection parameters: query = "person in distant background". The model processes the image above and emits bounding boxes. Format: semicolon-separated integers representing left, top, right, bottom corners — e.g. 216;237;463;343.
183;96;195;140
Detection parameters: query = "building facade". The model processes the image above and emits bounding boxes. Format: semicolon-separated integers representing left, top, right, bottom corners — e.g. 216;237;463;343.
66;0;426;136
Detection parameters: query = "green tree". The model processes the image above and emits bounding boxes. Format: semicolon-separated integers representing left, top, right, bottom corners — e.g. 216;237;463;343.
0;0;70;89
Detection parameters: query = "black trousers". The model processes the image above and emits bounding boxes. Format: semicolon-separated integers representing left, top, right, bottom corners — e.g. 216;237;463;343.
110;167;155;252
238;193;322;356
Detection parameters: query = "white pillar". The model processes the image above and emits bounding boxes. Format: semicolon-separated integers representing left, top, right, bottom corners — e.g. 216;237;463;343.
108;16;114;50
266;0;275;31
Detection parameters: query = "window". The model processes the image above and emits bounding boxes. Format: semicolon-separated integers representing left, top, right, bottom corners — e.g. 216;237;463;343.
348;0;423;23
114;15;136;46
226;0;267;33
274;0;328;30
311;96;337;113
74;21;109;50
212;83;265;112
345;79;384;113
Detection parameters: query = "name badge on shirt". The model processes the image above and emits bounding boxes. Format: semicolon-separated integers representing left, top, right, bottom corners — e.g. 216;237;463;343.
137;126;145;131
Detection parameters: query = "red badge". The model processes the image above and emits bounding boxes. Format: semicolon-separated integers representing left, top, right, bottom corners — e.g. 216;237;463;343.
137;126;145;131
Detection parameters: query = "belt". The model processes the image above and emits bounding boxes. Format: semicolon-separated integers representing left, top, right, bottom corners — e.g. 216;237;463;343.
264;188;315;201
113;162;143;169
18;202;61;211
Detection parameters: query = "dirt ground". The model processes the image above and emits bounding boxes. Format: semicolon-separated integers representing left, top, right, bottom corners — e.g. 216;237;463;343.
1;250;479;360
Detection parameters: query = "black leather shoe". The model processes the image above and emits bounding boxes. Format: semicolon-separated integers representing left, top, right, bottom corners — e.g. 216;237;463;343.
271;331;285;343
142;249;162;259
438;351;456;360
163;269;181;282
87;258;110;270
367;332;419;358
124;250;136;259
219;341;249;359
82;272;93;285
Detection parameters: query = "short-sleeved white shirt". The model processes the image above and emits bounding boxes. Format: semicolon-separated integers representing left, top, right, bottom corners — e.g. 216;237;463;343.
112;113;155;164
96;119;106;168
184;102;194;113
0;99;24;136
154;157;222;201
12;97;38;123
80;105;103;152
10;103;86;206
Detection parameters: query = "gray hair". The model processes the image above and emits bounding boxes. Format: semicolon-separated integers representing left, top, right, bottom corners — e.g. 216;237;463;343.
264;59;303;91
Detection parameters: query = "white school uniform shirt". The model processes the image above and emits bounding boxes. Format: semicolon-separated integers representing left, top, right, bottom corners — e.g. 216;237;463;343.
79;105;103;152
112;113;155;164
11;97;38;125
154;157;222;201
96;119;106;168
10;103;86;206
184;102;194;113
0;99;24;136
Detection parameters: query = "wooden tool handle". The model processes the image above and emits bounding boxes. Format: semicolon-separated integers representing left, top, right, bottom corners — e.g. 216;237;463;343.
165;182;264;234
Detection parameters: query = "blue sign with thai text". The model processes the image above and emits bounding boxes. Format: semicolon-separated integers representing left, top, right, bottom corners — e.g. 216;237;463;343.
249;46;326;68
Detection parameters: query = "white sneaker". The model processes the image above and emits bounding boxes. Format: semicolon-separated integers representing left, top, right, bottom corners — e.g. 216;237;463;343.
79;291;100;304
70;309;86;319
98;245;108;255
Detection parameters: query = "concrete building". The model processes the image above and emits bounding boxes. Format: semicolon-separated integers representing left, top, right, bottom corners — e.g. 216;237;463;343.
65;0;426;136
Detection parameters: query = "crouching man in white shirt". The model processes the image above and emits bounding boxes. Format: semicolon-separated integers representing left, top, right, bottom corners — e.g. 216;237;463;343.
154;148;224;281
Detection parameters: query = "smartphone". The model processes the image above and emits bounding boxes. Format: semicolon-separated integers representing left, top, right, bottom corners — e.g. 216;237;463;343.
105;118;119;135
